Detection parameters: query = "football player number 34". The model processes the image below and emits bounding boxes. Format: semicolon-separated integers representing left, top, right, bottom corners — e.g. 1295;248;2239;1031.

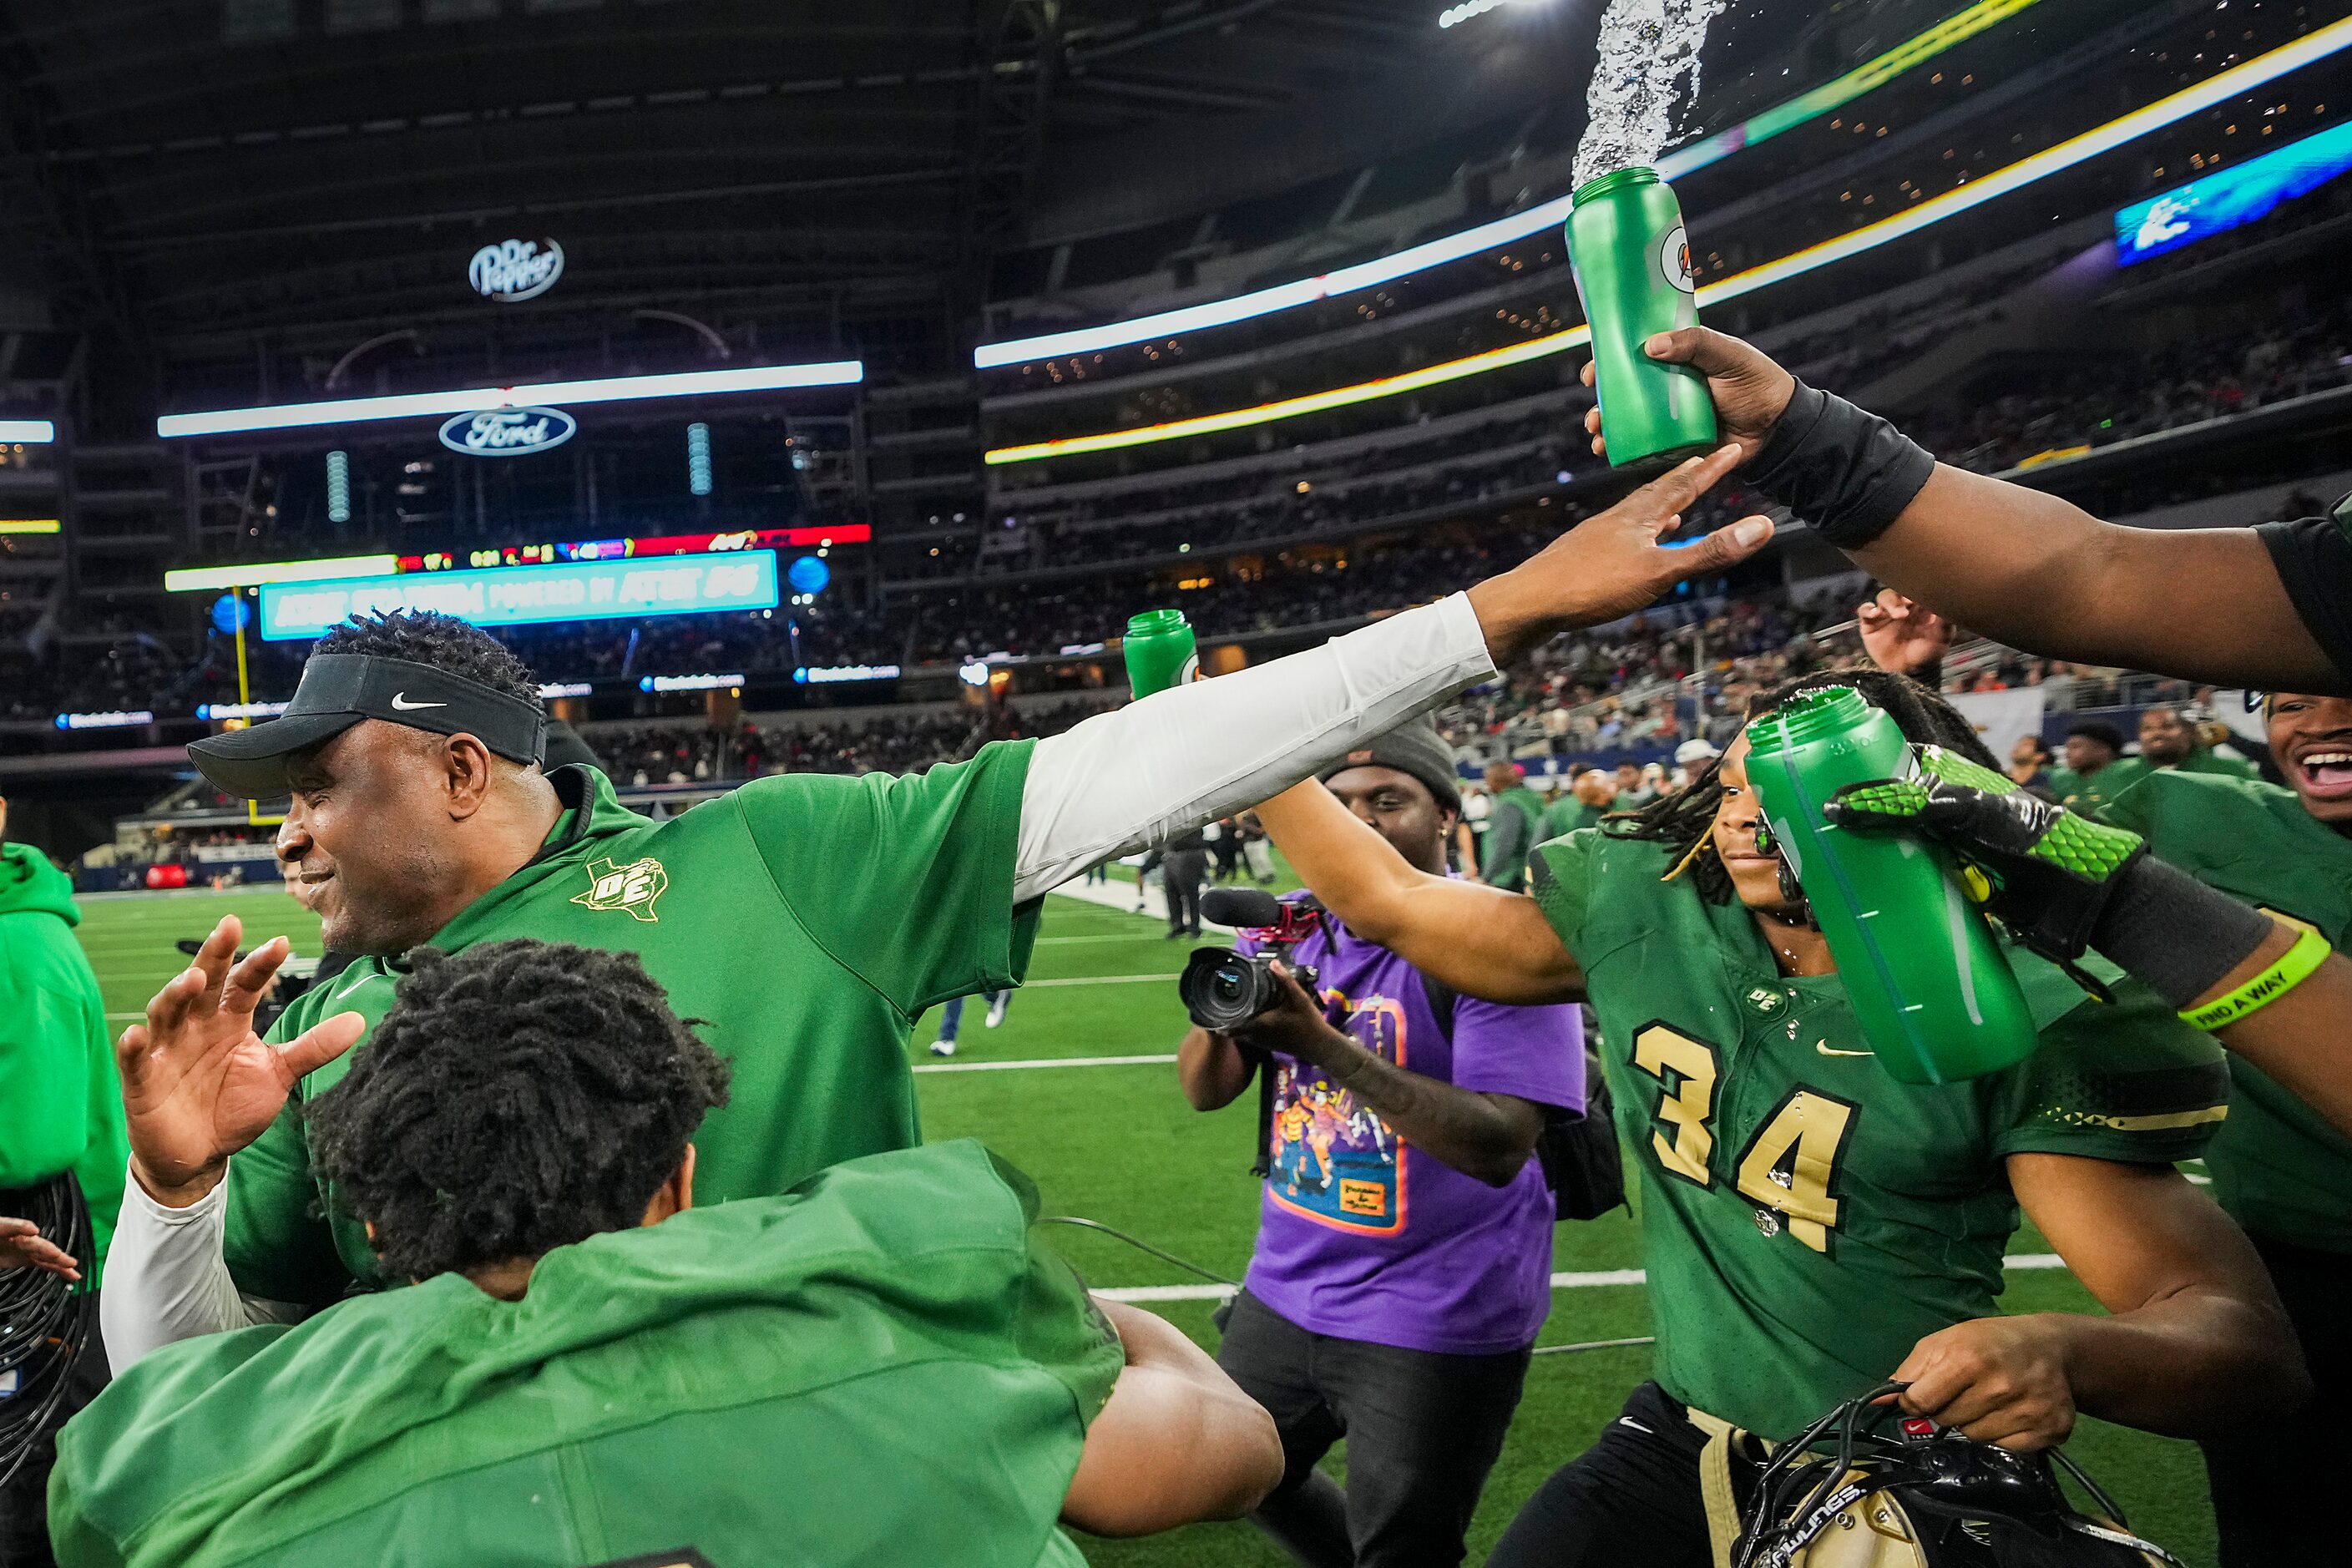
1631;1024;1854;1252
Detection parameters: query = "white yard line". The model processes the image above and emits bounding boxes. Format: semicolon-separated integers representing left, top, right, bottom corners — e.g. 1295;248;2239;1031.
1095;1255;2071;1303
916;1053;1179;1075
1020;972;1186;987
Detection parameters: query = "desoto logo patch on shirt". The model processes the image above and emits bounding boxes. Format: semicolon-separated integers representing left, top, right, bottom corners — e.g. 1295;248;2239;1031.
572;855;669;923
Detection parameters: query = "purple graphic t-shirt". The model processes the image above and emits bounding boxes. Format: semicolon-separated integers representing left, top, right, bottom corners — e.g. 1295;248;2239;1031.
1238;901;1586;1355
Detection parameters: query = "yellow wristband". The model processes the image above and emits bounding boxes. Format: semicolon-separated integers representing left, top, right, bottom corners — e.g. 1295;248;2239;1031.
2182;924;2332;1032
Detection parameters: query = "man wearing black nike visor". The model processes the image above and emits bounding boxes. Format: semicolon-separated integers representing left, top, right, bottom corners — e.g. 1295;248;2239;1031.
102;448;1776;1368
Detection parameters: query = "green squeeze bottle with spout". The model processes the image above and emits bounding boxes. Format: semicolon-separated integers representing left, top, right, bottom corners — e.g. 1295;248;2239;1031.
1123;609;1199;697
1743;686;2041;1084
1567;165;1718;468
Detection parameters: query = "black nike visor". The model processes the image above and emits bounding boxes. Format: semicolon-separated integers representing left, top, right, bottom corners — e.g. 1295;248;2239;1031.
187;654;548;799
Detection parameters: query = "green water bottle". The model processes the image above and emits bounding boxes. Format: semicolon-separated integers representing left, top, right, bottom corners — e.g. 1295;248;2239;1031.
1743;686;2040;1085
1567;165;1718;468
1124;608;1199;697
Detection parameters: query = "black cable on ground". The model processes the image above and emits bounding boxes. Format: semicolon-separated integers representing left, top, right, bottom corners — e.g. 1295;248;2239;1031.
0;1171;94;1490
1042;1216;1241;1287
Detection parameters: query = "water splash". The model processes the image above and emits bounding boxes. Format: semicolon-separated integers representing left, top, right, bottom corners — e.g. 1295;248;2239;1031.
1574;0;1730;190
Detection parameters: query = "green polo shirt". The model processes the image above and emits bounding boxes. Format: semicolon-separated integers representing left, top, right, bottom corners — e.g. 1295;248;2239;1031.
224;757;1040;1304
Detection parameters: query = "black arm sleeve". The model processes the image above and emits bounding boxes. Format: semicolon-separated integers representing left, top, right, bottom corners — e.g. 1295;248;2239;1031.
2257;509;2352;683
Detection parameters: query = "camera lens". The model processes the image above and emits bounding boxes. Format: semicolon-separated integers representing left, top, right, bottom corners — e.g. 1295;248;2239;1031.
1180;946;1272;1033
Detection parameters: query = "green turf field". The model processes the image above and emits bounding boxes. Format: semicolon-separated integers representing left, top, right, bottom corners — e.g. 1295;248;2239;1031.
75;884;2220;1565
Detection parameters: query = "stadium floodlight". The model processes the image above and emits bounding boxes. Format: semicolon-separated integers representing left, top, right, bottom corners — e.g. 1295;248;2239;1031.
164;554;401;593
155;360;866;438
0;420;56;443
972;0;2042;370
987;11;2352;466
0;519;61;535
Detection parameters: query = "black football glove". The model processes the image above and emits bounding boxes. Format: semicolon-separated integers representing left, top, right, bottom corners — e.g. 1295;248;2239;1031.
1823;745;2147;964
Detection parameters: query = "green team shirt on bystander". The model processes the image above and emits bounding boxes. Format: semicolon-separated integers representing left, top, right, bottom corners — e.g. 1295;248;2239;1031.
2102;770;2352;1253
2047;756;2148;817
225;756;1038;1304
1481;785;1550;892
1541;795;1615;842
1528;827;2229;1440
0;843;127;1284
50;1141;1122;1568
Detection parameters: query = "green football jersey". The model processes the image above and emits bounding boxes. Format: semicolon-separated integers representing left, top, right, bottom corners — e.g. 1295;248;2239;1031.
50;1141;1122;1568
225;756;1040;1304
2048;757;2148;817
2102;769;2352;1252
1529;828;2228;1440
1482;786;1549;893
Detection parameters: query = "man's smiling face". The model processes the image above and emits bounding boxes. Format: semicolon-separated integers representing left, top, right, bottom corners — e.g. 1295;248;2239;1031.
2269;693;2352;827
277;722;468;953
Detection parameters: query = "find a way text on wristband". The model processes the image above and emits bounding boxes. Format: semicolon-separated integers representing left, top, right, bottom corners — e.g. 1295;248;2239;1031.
2182;923;2332;1032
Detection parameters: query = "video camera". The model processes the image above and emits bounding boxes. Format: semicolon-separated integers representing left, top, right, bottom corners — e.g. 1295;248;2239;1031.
1178;888;1322;1032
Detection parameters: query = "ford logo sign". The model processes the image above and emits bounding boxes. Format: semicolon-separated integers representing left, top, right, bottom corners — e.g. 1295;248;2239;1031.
438;407;578;457
468;237;564;301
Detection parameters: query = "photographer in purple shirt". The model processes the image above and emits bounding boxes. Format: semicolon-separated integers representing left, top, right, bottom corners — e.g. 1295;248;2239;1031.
1178;719;1586;1568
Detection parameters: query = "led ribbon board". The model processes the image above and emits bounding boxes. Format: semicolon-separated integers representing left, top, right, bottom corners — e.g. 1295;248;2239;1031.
972;0;2041;368
2116;118;2352;264
257;550;779;641
156;361;864;438
988;13;2352;465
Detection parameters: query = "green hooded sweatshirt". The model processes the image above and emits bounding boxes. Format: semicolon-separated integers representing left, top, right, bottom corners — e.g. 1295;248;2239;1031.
0;843;126;1284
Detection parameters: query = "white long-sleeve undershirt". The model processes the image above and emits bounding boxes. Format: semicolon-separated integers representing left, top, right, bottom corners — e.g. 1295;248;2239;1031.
102;593;1500;1369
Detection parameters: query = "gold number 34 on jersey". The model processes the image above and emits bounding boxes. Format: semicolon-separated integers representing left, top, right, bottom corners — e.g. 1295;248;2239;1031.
1631;1023;1858;1254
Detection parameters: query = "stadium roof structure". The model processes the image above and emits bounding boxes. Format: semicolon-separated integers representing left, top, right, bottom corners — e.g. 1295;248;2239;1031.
0;0;1874;400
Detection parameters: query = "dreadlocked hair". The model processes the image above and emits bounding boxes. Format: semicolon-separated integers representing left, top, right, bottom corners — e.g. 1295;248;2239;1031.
1604;669;1998;906
316;610;544;714
306;939;731;1282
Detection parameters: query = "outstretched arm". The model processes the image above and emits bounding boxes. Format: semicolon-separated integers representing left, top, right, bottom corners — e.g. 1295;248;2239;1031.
1062;1299;1282;1536
1013;445;1775;900
1594;327;2344;693
1889;1155;2305;1448
1254;777;1581;1005
1858;466;2329;691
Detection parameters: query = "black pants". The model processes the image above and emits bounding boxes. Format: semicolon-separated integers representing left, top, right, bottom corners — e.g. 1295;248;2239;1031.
2199;1232;2350;1568
1486;1381;1731;1568
0;1296;108;1568
1163;849;1208;935
1215;1288;1530;1568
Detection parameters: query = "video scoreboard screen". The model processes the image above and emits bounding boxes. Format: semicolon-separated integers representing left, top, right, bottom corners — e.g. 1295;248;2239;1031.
258;550;779;640
2116;119;2352;266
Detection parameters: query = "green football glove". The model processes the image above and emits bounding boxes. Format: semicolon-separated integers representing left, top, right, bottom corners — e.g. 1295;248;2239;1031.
1823;746;2147;964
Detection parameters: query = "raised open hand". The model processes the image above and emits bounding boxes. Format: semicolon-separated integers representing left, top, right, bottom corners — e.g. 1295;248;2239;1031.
1468;443;1775;665
115;915;366;1208
1856;588;1955;677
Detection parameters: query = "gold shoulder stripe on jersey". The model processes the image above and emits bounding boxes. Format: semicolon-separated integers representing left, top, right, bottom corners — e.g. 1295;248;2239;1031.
2046;1105;2228;1133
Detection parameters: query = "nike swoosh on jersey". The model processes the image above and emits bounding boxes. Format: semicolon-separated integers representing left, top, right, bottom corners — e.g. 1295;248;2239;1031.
389;693;447;710
1814;1042;1874;1058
